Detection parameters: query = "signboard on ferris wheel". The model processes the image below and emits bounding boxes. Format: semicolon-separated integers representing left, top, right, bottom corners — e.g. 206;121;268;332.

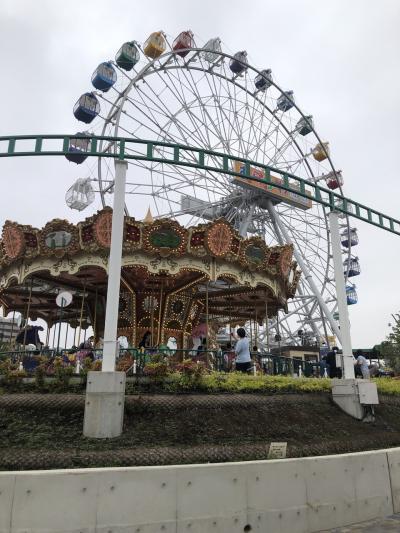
232;161;312;210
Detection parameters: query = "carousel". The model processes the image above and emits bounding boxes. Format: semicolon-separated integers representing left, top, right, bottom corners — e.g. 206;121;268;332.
0;208;300;350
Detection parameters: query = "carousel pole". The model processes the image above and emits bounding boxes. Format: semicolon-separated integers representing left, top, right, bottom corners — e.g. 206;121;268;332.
93;289;98;343
150;286;155;348
265;298;270;352
51;325;56;350
228;283;232;340
73;311;79;347
45;324;50;347
255;310;258;348
8;310;16;344
56;294;66;354
64;323;69;350
77;282;86;348
22;277;34;347
158;284;163;345
84;158;127;439
205;281;209;367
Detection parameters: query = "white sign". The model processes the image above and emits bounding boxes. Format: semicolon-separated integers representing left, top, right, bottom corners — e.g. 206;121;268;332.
56;291;73;308
268;442;287;459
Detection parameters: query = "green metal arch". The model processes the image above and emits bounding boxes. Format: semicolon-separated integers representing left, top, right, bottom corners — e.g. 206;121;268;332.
1;133;399;236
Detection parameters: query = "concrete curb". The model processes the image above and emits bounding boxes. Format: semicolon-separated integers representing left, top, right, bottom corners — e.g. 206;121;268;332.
1;448;400;532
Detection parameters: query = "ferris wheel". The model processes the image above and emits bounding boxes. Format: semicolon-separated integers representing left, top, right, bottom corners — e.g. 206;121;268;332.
65;30;361;347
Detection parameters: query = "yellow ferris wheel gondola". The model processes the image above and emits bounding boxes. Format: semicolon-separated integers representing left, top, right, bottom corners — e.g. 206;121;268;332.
143;31;167;59
312;141;330;162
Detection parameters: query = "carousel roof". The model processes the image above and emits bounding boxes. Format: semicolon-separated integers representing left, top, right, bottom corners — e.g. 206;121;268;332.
0;209;301;328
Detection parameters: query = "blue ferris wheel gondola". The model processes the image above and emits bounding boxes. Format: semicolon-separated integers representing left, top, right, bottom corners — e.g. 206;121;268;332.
73;92;100;124
296;115;314;136
91;62;117;92
65;132;91;164
276;91;295;112
230;51;248;75
343;257;361;277
341;228;359;248
254;69;272;91
346;285;358;305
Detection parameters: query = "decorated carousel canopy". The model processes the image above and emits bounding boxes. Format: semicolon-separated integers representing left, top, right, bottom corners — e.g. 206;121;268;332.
0;210;301;347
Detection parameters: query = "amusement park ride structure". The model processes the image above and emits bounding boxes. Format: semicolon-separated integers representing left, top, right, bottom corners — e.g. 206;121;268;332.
65;31;364;350
1;31;398;434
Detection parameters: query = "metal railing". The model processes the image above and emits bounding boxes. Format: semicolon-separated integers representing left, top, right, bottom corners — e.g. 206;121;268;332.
0;347;322;377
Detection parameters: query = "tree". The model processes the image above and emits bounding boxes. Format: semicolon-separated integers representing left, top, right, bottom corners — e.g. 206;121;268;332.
377;313;400;374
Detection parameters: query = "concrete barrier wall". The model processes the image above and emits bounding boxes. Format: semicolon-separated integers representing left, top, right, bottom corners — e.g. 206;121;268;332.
0;448;397;533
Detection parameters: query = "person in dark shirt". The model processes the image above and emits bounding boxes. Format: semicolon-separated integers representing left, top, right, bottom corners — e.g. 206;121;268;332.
138;331;152;349
326;350;338;378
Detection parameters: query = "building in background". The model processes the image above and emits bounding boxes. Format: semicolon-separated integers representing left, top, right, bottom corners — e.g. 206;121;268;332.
0;316;20;345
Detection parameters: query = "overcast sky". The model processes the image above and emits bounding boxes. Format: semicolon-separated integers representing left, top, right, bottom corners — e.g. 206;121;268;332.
0;0;399;347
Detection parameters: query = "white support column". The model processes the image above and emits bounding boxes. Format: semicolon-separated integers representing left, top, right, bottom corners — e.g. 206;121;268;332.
83;159;127;439
238;205;255;237
329;211;355;379
265;200;342;344
102;159;128;372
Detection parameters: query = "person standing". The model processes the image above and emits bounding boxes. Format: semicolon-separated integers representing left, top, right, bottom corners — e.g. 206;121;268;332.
223;342;235;372
354;350;370;379
233;328;252;373
326;350;338;378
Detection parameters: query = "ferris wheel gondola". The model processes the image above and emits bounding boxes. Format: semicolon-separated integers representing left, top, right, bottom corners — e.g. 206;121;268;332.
66;30;360;346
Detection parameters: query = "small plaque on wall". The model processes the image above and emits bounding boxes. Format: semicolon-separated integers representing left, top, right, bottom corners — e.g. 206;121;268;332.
267;442;287;459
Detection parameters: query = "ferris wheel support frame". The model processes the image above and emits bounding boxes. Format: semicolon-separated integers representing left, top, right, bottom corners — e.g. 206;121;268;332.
265;200;343;343
263;204;322;343
329;211;355;379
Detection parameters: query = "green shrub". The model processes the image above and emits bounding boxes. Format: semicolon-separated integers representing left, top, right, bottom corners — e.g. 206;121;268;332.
34;364;46;390
374;377;400;395
198;373;331;394
170;360;206;391
143;362;170;382
116;355;135;372
53;358;74;390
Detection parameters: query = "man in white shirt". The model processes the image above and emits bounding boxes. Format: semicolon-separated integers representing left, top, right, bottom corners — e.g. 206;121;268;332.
233;328;252;373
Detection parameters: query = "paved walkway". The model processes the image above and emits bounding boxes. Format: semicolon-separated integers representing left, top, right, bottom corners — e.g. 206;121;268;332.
323;513;400;532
